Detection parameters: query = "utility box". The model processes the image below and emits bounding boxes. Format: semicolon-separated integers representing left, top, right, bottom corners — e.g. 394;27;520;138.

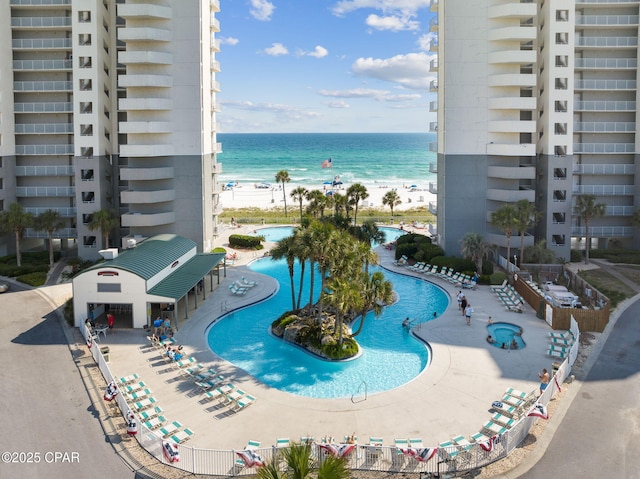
100;346;110;362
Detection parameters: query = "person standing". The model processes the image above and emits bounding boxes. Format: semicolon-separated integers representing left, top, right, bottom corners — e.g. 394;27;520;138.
163;316;172;336
460;294;468;316
107;312;115;332
464;304;473;325
538;368;550;396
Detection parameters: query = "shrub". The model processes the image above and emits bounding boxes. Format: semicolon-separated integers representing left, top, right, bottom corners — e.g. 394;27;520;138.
17;271;47;287
322;338;358;359
490;272;508;285
570;249;582;263
229;234;264;250
428;255;476;272
481;261;494;275
212;247;226;254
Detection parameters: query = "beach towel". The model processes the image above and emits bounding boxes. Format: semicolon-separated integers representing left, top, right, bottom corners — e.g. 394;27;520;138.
527;402;549;420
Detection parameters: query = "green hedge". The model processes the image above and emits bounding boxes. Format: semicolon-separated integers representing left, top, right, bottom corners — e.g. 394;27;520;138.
428;255;476;273
490;272;508;285
16;271;47;287
589;248;640;264
395;234;444;262
229;234;265;250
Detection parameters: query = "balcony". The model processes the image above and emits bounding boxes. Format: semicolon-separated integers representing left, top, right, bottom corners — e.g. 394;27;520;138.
14;102;73;113
12;59;72;70
12;38;71;49
430;17;438;32
574;143;635;154
118;74;172;88
210;16;220;31
574;100;636;111
118;27;171;42
488;49;536;64
24;228;77;239
488;2;537;19
575;79;636;90
119;144;174;157
574;122;635;133
572;226;633;237
14;80;72;92
488;73;536;87
117;3;172;19
429;162;437;174
576;15;639;26
575;58;637;69
11;17;72;28
486;143;536;156
16;144;74;155
428;201;437;215
24;207;76;217
212;162;223;174
488;120;536;133
121;211;176;227
488;97;537;110
121;189;175;204
429;39;438;52
429;142;438;153
429;182;437;194
573;163;634;175
488;26;536;42
430;0;438;12
14;123;73;134
210;0;220;12
429;58;438;72
576;36;637;48
15;165;74;176
429;100;438;112
429;122;438;133
120;166;175;181
605;205;634;216
118;51;172;65
487;232;534;249
573;185;634;195
486;188;535;202
487;165;536;180
119;121;172;134
211;60;221;72
10;0;72;4
429;80;438;92
119;98;172;111
16;186;75;197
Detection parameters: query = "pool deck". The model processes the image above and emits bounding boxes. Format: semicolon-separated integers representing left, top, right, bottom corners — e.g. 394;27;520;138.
102;226;554;451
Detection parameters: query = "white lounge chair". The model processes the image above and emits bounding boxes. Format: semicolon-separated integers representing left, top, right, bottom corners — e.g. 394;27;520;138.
229;283;249;296
170;428;194;444
240;277;258;287
123;381;146;394
231;394;256;412
481;421;508;436
139;406;163;421
143;415;167;430
235;440;262;469
126;388;153;401
276;438;290;448
490;413;516;428
549;330;573;340
118;374;140;385
158;421;183;438
133;397;158;412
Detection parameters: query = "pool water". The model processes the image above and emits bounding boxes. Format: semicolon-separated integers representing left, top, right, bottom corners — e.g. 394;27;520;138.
207;258;449;399
487;322;526;350
251;226;408;244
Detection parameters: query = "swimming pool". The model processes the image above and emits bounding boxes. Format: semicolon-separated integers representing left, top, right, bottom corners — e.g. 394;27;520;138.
487;322;526;350
207;258;449;399
251;225;408;244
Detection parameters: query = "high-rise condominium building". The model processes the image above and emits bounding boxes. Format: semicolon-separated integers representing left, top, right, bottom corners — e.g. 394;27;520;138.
0;0;222;260
432;0;639;263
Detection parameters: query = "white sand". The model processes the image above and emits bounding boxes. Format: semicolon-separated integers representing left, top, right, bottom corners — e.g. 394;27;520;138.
219;183;436;212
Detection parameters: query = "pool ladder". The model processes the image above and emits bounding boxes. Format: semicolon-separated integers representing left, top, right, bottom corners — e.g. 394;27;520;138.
351;381;367;403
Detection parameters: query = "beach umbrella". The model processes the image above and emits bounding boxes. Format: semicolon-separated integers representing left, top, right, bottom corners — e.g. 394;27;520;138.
326;191;333;196
411;184;417;188
323;181;333;185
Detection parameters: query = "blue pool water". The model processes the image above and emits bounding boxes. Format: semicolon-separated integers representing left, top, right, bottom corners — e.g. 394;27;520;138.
251;225;408;244
487;322;526;350
207;258;449;398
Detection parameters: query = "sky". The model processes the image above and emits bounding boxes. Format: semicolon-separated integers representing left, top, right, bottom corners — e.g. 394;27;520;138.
216;0;438;134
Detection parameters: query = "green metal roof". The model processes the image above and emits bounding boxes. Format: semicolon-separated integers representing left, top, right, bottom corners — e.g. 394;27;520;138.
88;234;197;280
148;253;225;300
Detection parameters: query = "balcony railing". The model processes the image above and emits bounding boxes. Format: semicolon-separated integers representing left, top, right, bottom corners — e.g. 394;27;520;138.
429;182;438;194
574;100;636;111
574;143;636;154
14;81;72;91
15;165;74;176
14;102;73;113
16;186;75;197
605;205;634;216
573;163;635;175
573;121;636;132
576;36;637;48
12;38;72;49
572;226;633;237
576;15;639;25
575;79;636;90
428;201;437;215
15;123;73;134
15;144;74;155
429;162;437;174
13;59;72;70
575;58;637;69
10;0;72;4
24;228;77;239
11;17;72;28
24;207;76;217
572;185;634;195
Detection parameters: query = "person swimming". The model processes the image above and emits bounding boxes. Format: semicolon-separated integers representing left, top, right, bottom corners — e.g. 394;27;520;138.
487;335;496;344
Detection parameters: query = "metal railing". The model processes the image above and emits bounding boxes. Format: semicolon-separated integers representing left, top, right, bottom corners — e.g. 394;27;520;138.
14;123;74;134
11;17;72;27
12;38;72;49
14;80;72;91
15;165;74;176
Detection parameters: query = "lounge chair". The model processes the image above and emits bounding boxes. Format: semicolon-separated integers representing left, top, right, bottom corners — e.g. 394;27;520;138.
394;438;408;448
501;394;525;408
229;283;249;296
438;440;464;461
222;388;246;405
203;388;225;402
422;265;438;275
158;421;183;438
240;277;258;287
127;388;153;401
409;262;425;272
233;280;255;290
139;406;164;421
133;397;158;412
123;381;146;394
492;402;519;417
170;428;194;444
173;358;199;369
143;415;167;430
409;438;423;448
490;413;516;428
231;394;256;412
469;431;489;443
504;387;528;400
481;421;508;436
276;438;290;448
549;330;573;340
118;373;140;385
235;440;262;469
550;337;573;347
547;348;567;359
491;279;508;292
451;435;472;450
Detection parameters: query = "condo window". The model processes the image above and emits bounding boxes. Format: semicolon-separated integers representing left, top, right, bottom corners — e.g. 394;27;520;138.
80;102;93;114
83;236;97;247
556;33;568;45
81;169;94;181
553;190;566;202
79;11;91;23
555;55;568;67
79;34;92;46
556;10;569;22
555;123;568;135
552;235;566;246
555;101;567;112
82;214;93;224
80;124;93;136
79;56;92;68
554;145;567;156
80;79;92;91
553;168;567;179
555;78;568;90
98;283;122;293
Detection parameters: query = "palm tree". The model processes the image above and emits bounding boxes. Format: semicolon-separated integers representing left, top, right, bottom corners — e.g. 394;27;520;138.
306;190;327;218
282;442;315;479
290;186;308;224
459;232;492;274
317;454;350;479
351;270;394;337
275;170;291;216
270;235;298;310
346;183;369;225
0;202;34;267
514;199;541;268
88;208;118;249
382;190;401;218
35;209;66;266
525;239;556;264
574;194;606;264
490;204;517;273
332;192;348;217
325;275;361;346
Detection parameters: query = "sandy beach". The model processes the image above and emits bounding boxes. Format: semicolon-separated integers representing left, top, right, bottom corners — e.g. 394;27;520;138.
219;182;437;212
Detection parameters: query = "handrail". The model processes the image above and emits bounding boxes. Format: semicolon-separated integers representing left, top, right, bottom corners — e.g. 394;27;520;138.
351;381;367;403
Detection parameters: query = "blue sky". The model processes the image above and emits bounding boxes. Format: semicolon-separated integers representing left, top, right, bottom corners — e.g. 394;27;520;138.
216;0;437;133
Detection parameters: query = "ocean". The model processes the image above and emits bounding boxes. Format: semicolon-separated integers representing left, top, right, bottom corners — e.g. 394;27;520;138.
217;133;437;191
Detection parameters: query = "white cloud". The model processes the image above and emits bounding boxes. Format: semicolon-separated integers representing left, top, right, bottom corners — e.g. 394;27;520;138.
365;14;419;31
304;45;329;58
263;43;289;56
250;0;275;21
416;33;436;51
323;100;351;109
332;0;431;17
222;100;320;121
351;52;435;90
220;36;239;46
318;88;390;100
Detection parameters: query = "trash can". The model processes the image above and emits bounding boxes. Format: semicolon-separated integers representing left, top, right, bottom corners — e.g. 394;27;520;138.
100;346;110;362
